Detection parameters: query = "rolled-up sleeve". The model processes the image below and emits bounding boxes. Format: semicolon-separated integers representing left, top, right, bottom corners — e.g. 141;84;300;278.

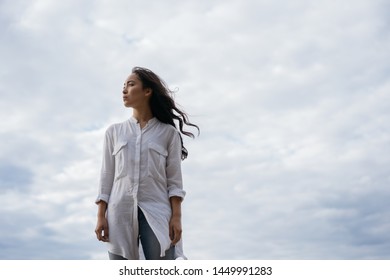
166;131;186;200
95;127;115;204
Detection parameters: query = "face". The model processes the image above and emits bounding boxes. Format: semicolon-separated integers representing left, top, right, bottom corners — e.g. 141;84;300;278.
122;73;151;108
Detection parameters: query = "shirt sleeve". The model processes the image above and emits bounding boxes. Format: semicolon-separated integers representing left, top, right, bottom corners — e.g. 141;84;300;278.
166;130;186;200
95;127;115;204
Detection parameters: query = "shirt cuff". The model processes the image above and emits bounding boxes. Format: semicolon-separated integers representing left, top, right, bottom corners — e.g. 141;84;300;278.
95;194;110;204
168;187;186;200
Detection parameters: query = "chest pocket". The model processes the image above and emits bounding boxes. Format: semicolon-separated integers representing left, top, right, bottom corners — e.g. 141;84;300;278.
148;142;168;183
112;141;128;180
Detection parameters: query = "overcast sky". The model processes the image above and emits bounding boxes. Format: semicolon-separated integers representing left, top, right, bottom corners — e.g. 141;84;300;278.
1;0;390;260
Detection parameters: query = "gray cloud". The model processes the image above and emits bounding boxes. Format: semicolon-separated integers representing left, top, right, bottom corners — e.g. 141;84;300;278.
0;163;33;190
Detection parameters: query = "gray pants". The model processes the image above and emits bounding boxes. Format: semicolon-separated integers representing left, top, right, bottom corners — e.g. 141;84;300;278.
109;207;175;260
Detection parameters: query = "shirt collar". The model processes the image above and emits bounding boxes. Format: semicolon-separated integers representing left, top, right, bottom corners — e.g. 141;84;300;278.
129;116;157;126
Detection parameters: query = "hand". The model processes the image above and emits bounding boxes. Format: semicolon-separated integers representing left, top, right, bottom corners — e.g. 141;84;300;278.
95;216;109;242
169;215;182;245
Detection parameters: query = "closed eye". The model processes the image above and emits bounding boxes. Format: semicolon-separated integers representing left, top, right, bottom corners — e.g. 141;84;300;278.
126;80;136;86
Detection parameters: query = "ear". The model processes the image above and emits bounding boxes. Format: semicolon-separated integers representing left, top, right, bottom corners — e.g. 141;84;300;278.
144;88;152;97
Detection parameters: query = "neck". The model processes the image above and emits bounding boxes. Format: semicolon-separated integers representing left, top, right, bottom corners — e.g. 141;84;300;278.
132;107;153;128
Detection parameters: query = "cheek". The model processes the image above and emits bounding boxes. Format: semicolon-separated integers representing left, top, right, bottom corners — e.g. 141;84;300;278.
130;88;143;98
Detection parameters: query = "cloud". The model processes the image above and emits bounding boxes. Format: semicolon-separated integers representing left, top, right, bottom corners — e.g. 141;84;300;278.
0;163;33;190
1;0;390;259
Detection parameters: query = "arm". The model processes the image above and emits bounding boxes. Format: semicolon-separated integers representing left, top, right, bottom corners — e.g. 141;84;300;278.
95;128;115;204
95;127;115;242
169;196;182;245
95;201;109;242
166;131;186;245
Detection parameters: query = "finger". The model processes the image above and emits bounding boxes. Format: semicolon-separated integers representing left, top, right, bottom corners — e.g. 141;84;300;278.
102;226;109;242
95;227;100;240
171;228;182;245
95;226;108;242
169;225;174;241
175;229;182;244
95;227;102;241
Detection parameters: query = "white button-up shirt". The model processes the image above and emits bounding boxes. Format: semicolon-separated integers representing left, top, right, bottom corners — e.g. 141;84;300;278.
96;117;186;259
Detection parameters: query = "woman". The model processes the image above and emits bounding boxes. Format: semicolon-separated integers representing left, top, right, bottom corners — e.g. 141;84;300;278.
94;67;199;260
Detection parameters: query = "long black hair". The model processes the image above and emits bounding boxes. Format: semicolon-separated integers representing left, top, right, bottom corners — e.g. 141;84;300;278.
132;67;199;160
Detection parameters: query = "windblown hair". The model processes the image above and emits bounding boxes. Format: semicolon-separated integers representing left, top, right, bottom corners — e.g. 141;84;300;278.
132;66;199;160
